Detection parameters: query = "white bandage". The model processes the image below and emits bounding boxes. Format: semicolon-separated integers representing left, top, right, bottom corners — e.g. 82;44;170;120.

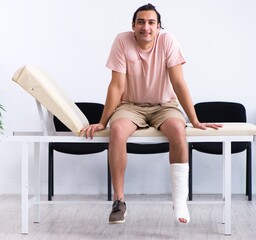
170;163;190;223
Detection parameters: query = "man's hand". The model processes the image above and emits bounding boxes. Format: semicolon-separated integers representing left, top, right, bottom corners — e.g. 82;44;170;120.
79;123;105;139
193;122;223;130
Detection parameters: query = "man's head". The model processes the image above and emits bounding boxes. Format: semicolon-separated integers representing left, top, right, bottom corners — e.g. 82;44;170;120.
132;3;163;49
132;3;163;29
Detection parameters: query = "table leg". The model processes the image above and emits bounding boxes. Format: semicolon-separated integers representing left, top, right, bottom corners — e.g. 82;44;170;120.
223;140;232;235
34;142;40;223
21;142;29;234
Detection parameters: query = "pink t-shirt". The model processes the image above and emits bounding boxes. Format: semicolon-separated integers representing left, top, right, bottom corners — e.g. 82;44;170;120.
106;31;186;105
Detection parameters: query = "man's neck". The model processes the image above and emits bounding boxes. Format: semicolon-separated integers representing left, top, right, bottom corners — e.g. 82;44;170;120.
134;35;155;50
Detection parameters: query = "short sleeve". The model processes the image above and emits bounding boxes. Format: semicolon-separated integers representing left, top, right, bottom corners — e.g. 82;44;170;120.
163;33;186;68
106;34;127;73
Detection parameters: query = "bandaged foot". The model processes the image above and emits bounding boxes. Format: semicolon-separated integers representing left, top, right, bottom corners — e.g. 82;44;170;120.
170;163;190;223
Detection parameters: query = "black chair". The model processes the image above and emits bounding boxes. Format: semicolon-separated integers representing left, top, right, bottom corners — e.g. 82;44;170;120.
48;102;111;201
188;101;252;201
127;143;169;154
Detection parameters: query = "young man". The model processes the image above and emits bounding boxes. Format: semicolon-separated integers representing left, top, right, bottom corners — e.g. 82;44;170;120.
81;3;221;224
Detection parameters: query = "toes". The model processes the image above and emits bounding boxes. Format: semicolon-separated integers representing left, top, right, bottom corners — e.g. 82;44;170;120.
173;204;190;224
178;218;187;223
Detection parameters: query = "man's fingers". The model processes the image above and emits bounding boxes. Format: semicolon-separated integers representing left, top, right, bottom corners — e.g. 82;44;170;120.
203;123;223;130
80;124;104;139
194;122;223;130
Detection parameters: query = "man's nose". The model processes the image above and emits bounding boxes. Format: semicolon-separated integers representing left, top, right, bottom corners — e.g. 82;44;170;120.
142;22;150;30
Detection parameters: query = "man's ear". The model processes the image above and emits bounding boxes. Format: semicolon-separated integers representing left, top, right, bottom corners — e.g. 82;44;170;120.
132;22;135;30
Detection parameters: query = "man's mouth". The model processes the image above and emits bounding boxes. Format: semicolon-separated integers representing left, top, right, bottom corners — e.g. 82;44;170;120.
140;32;151;37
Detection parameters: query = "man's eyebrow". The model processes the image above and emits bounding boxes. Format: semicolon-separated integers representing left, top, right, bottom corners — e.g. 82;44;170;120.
136;18;156;22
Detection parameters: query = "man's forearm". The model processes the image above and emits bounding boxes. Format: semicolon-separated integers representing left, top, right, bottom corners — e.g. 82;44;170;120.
99;85;123;128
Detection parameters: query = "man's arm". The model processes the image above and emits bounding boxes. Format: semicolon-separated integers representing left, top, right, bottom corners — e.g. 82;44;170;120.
82;71;126;138
100;71;126;127
168;64;222;130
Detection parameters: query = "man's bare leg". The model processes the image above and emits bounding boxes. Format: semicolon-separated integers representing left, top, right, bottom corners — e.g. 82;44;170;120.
160;118;190;223
108;118;137;224
109;118;137;201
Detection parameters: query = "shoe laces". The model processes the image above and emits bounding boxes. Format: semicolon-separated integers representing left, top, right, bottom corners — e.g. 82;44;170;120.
112;200;125;213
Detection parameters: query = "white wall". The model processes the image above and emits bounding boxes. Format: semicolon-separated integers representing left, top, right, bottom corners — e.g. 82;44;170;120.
0;0;255;195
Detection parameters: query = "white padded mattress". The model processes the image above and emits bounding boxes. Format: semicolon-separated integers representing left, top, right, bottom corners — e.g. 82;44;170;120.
12;65;89;136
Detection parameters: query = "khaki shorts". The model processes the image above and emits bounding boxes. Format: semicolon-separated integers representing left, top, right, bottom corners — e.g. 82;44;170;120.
109;100;186;129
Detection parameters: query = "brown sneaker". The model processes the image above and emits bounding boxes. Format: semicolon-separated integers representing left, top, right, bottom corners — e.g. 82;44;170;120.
109;200;127;224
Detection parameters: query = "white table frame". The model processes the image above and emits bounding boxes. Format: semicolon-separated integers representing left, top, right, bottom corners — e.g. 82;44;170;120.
1;133;254;236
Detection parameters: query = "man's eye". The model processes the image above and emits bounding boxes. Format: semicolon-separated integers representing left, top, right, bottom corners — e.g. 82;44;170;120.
137;20;144;24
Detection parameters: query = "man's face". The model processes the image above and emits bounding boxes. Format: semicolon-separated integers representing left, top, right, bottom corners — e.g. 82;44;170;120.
132;10;160;49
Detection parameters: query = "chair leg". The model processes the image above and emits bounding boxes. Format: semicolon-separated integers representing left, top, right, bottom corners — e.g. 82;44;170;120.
48;144;54;201
52;154;54;197
246;144;252;201
107;152;112;201
188;143;193;201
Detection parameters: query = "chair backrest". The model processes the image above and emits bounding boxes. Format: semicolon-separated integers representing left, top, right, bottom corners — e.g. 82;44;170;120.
194;101;247;123
54;102;104;132
192;101;250;154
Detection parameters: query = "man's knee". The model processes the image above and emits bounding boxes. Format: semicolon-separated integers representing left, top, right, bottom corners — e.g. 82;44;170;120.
110;119;137;141
161;118;186;134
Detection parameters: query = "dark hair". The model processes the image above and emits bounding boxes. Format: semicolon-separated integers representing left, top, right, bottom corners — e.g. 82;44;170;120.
132;3;164;29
